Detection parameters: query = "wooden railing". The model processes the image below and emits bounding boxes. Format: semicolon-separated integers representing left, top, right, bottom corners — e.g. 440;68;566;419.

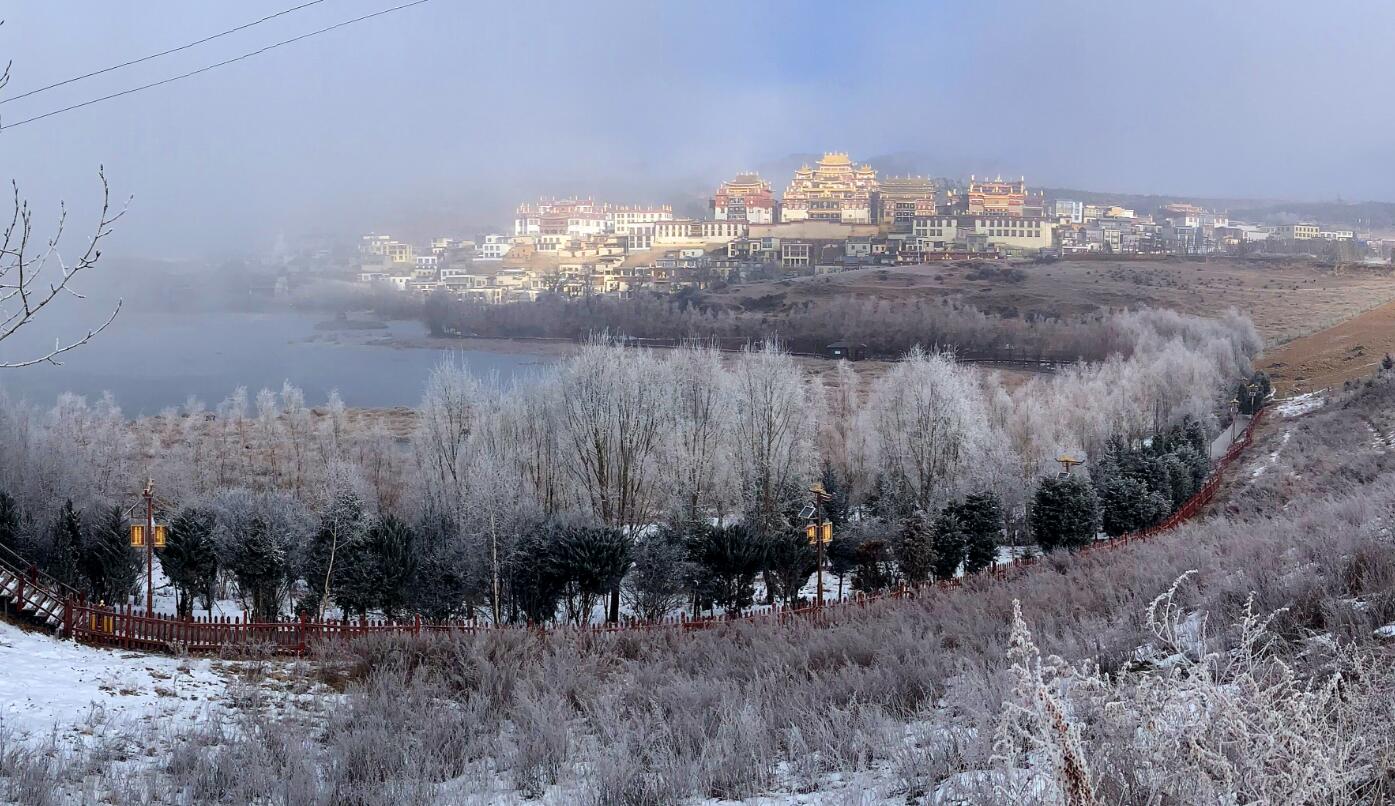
57;408;1266;655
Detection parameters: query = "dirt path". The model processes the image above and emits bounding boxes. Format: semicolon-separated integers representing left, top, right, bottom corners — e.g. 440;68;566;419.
1257;297;1395;394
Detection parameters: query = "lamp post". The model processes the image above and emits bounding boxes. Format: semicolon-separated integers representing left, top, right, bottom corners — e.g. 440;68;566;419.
128;479;166;615
1229;397;1241;445
803;483;834;607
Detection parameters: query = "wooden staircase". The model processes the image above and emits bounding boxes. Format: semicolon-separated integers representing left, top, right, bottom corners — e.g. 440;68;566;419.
0;550;68;634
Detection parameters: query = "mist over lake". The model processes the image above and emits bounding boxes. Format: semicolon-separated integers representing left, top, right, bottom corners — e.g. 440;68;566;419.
0;311;542;415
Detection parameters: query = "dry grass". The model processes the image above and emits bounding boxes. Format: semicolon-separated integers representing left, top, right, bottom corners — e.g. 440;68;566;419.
709;257;1395;344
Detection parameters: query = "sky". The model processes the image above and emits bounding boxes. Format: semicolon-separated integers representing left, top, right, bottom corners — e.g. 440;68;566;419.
3;0;1395;259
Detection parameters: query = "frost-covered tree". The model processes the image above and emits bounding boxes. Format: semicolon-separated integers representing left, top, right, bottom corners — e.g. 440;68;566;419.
863;347;992;517
661;344;734;522
413;359;486;512
211;489;308;621
558;341;669;621
624;523;692;621
729;342;816;536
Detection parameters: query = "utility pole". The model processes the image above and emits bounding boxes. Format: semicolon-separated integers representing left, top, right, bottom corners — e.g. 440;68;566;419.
807;483;833;607
143;479;155;614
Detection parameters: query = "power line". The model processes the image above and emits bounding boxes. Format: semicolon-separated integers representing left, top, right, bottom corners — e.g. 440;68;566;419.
0;0;432;132
0;0;328;106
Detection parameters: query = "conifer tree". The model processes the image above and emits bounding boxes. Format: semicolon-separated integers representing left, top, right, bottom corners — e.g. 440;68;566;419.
851;537;894;594
47;500;85;594
624;522;693;621
894;510;936;584
1030;475;1099;552
161;506;219;618
300;489;366;618
690;524;767;614
957;492;1004;575
84;505;140;606
0;491;20;557
763;528;817;606
548;524;632;625
826;530;859;599
507;529;563;624
370;516;417;621
929;510;967;582
227;515;287;622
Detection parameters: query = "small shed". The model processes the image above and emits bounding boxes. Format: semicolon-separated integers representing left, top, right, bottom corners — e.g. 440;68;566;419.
825;341;866;361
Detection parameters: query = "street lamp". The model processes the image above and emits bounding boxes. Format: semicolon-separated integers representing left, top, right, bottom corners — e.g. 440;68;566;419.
803;483;834;607
1229;397;1241;445
1055;453;1083;479
128;479;165;615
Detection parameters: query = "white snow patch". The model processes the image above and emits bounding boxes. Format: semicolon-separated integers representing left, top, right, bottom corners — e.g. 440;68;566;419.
1275;392;1325;418
1373;624;1395;640
0;621;233;750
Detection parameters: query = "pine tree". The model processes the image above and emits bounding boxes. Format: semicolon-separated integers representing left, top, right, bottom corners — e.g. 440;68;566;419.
894;510;936;584
300;489;366;618
819;463;850;529
763;528;817;607
851;537;894;594
507;529;562;624
548;525;632;625
929;510;967;582
689;524;767;614
957;492;1004;575
46;500;85;595
227;515;286;622
826;530;859;599
370;516;417;621
409;509;477;623
1096;475;1169;536
0;491;20;557
161;506;219;618
84;506;140;606
1030;475;1099;553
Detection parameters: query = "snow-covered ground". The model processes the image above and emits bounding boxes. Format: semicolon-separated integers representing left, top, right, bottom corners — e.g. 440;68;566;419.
1276;392;1325;418
0;621;231;750
0;620;328;758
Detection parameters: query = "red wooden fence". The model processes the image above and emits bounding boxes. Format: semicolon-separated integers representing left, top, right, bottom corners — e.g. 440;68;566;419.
58;409;1266;655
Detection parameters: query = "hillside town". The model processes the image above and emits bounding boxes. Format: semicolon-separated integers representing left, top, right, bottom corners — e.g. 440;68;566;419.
353;153;1386;304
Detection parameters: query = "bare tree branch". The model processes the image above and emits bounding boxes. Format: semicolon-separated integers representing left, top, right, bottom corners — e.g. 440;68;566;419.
0;169;128;368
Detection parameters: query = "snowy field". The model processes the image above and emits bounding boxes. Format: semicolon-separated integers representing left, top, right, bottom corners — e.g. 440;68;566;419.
0;621;230;751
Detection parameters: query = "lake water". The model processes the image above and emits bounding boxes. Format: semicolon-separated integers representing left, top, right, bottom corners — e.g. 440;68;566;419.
0;311;546;415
